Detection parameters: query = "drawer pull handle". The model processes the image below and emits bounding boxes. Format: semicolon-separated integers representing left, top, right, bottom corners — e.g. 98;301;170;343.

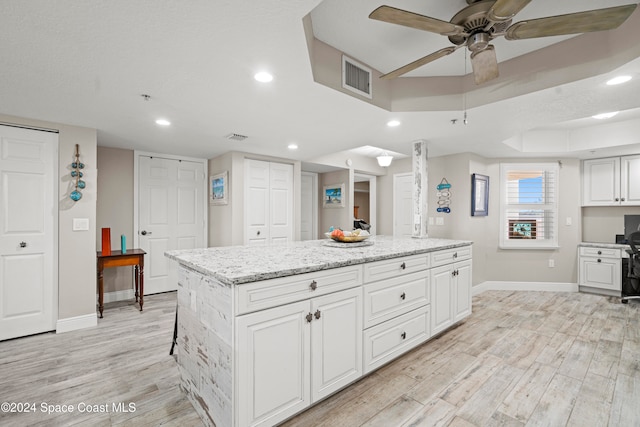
615;198;620;202
400;262;406;270
310;280;317;291
597;259;602;263
597;251;602;255
306;313;313;323
19;241;27;248
401;332;406;340
400;292;406;300
314;309;321;320
453;252;458;259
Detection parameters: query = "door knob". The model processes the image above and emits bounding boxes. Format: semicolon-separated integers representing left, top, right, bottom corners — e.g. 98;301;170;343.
140;230;152;236
19;241;27;248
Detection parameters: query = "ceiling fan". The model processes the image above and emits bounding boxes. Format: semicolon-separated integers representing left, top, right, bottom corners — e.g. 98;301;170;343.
369;0;638;84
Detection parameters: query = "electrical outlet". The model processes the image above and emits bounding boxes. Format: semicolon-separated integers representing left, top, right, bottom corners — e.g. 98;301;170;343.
566;217;572;226
436;217;444;226
428;217;434;226
548;259;555;268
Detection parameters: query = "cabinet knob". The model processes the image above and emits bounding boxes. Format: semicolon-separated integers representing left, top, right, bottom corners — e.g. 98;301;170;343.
615;198;620;202
310;280;317;291
453;252;458;259
314;309;321;320
19;241;27;248
400;292;406;300
622;198;626;202
401;332;406;340
400;262;406;270
257;230;261;236
597;259;602;263
597;251;602;255
306;313;313;323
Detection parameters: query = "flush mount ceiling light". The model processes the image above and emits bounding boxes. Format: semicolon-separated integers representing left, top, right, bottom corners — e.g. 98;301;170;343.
377;152;393;167
155;118;171;126
254;71;274;83
592;112;619;120
607;75;632;85
287;143;298;150
387;120;401;127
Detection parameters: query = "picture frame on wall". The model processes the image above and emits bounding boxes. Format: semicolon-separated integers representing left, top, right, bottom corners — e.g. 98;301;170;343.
210;171;228;205
471;173;489;216
323;183;344;208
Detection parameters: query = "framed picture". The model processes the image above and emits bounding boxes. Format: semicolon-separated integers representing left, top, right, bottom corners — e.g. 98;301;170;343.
471;173;489;216
323;183;344;208
210;171;228;205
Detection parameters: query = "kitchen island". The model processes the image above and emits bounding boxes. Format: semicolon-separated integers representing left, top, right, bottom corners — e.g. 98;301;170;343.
166;236;473;427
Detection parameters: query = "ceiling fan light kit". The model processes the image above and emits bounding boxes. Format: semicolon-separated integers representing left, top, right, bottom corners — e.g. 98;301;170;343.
370;0;638;85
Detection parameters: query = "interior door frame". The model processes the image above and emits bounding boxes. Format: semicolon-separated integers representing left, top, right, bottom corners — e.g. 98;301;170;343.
133;150;208;251
353;173;376;235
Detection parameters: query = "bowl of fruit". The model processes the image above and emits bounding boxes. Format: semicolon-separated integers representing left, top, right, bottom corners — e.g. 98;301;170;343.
327;228;370;243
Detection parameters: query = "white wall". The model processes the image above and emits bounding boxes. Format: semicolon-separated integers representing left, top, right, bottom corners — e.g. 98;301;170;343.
582;206;640;243
0;114;97;323
319;169;352;233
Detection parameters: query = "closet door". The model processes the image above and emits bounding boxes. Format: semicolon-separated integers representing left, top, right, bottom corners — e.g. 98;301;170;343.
0;125;57;340
244;159;293;245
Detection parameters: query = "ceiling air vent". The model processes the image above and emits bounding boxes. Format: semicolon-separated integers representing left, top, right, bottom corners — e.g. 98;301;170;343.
342;55;372;99
225;133;248;141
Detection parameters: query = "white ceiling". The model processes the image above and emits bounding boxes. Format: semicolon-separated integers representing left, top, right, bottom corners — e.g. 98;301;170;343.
1;0;640;164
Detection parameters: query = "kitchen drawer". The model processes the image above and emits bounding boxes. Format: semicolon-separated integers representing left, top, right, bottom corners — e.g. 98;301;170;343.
363;253;430;283
579;247;622;259
236;265;362;315
431;246;472;268
363;306;430;374
363;270;429;329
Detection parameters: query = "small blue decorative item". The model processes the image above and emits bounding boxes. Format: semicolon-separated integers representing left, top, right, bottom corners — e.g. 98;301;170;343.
121;235;126;253
69;144;85;202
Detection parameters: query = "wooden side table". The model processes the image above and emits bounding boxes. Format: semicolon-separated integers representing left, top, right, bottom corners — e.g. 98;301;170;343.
96;249;146;318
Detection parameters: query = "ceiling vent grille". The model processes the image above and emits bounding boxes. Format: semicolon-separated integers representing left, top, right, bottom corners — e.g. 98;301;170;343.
342;55;372;99
225;133;248;141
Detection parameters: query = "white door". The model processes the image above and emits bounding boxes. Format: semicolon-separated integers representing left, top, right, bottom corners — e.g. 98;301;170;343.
0;125;57;341
311;287;362;402
237;300;311;427
245;159;293;245
245;159;270;245
394;173;413;237
300;172;317;241
138;156;205;294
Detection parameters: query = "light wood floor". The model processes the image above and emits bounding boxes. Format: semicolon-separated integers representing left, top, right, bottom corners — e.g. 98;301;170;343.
1;291;639;427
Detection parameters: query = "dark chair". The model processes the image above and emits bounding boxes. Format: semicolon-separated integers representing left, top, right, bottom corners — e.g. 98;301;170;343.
622;231;640;303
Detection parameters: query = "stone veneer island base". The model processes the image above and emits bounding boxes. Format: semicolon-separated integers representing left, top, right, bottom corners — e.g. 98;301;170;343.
166;236;473;427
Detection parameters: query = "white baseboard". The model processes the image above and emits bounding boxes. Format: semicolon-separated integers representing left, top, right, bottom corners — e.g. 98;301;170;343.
473;281;579;296
56;314;97;333
101;289;135;304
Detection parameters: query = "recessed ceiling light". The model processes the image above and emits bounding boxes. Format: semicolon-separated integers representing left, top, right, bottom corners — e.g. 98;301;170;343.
287;143;298;150
387;120;401;127
592;112;619;120
155;119;171;126
606;75;632;85
254;72;274;83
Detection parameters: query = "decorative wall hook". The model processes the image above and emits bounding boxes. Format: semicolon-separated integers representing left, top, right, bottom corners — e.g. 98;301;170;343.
69;144;85;201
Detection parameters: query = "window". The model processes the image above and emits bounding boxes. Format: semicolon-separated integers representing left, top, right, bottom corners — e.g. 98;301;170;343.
500;163;559;249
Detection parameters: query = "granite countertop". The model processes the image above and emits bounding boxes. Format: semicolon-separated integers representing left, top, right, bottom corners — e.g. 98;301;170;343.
579;242;630;249
166;236;472;286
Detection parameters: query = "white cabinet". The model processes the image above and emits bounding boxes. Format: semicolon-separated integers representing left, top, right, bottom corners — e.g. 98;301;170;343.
431;257;472;336
236;287;362;427
582;155;640;206
578;246;622;293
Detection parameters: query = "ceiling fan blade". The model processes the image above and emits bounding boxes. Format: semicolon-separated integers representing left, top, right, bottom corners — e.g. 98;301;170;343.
369;5;466;37
380;46;459;80
487;0;531;23
506;4;637;40
471;45;499;85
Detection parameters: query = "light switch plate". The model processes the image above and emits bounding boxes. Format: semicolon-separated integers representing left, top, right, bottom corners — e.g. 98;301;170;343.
436;217;444;226
73;218;89;231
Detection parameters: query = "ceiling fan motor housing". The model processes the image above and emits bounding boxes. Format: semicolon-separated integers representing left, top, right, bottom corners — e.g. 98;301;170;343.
448;0;511;49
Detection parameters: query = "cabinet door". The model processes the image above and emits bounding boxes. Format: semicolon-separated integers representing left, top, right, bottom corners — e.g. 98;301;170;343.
236;300;311;427
431;264;453;336
582;157;619;206
579;257;621;291
621;155;640;205
453;260;472;322
311;287;363;402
